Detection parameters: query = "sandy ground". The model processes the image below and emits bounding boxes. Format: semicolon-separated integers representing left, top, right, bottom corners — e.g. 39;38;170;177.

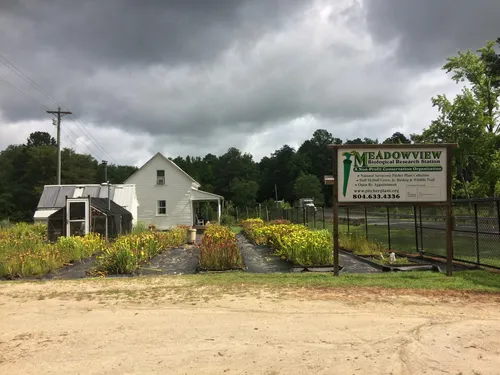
1;278;500;375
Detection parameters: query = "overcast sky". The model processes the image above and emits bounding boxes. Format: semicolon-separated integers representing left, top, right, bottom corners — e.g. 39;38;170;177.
0;0;498;166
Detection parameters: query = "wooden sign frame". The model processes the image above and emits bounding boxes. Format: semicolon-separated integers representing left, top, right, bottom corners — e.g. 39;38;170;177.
328;143;457;277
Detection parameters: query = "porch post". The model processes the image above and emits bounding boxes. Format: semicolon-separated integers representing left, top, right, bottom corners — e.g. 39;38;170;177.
217;199;221;224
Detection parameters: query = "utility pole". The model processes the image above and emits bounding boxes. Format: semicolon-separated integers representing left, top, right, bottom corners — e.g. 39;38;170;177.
102;160;108;182
47;106;72;185
275;184;278;208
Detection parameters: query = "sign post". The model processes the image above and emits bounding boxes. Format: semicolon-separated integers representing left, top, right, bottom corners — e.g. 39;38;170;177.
328;144;456;277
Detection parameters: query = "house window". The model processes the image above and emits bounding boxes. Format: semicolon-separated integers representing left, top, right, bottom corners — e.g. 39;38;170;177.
157;170;165;185
157;200;166;215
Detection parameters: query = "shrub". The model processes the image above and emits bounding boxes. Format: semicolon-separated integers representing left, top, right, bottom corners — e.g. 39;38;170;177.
339;232;385;256
220;213;235;226
277;229;333;266
199;225;242;270
241;220;332;266
132;221;148;235
0;223;105;278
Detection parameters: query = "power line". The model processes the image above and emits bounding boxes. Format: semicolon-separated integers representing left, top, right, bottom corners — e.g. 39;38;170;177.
0;76;49;110
67;116;118;164
0;53;60;104
0;52;117;164
0;75;109;161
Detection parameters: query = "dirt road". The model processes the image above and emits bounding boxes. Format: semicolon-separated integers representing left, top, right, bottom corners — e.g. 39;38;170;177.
1;278;499;375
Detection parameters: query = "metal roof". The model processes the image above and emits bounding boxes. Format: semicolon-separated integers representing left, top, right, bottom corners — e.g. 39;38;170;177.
37;184;135;209
90;198;132;217
34;209;58;219
48;198;132;218
191;188;224;200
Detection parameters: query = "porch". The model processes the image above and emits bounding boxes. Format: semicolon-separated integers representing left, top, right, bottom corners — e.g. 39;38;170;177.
191;188;224;228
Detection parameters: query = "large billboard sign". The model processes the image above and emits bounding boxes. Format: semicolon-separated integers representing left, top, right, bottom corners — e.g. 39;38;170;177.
337;146;448;203
328;143;456;277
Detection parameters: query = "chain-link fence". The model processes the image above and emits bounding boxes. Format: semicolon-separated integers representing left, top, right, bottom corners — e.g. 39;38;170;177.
229;198;500;269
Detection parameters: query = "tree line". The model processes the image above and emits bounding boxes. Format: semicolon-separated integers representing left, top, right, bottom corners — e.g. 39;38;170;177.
1;39;499;222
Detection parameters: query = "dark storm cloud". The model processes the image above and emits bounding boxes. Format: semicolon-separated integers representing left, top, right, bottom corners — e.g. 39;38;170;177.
1;0;407;137
0;0;306;67
0;0;309;126
364;0;500;67
4;0;494;164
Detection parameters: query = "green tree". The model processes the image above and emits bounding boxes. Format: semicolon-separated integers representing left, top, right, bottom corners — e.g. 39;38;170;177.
230;178;259;207
345;137;378;144
443;40;499;133
26;131;56;147
297;129;341;205
413;40;500;198
382;132;411;144
293;174;324;205
214;147;259;201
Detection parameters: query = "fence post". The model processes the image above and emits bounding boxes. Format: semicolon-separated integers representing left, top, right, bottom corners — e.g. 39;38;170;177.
387;206;391;250
236;207;239;222
322;206;326;229
347;207;350;233
414;205;420;256
313;210;316;229
419;206;424;254
364;206;368;240
303;207;306;226
474;203;480;264
266;207;269;221
246;206;249;219
497;200;500;235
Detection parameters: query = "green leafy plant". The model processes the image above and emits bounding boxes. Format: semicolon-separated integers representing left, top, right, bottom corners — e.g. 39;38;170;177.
199;225;242;270
95;227;187;275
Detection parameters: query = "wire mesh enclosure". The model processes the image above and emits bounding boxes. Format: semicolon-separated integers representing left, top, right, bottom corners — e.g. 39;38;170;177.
228;197;500;269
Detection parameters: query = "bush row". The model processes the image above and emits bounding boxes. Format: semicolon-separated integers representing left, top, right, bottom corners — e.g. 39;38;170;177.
95;227;187;275
0;223;188;278
0;223;105;278
199;225;242;270
242;218;333;266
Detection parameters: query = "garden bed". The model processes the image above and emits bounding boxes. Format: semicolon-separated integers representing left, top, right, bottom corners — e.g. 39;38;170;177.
239;220;383;274
198;225;244;271
241;219;334;267
136;246;199;276
0;223;106;279
237;234;293;273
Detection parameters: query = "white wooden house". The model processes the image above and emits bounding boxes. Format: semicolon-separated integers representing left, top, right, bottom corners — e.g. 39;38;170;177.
124;152;223;230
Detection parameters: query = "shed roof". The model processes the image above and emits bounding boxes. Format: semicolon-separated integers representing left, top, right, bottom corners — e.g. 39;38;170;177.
37;184;136;210
90;198;132;217
48;197;132;218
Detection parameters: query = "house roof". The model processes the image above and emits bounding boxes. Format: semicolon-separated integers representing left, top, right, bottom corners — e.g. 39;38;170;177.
124;152;201;187
191;187;224;200
37;184;137;210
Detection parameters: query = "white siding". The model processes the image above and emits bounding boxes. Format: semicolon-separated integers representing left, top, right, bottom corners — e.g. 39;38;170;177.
125;155;193;229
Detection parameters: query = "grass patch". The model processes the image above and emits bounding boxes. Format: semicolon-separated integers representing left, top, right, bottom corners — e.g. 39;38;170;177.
180;270;500;292
231;226;243;235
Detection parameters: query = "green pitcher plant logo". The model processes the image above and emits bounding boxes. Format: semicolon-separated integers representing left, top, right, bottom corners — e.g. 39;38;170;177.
342;151;357;197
